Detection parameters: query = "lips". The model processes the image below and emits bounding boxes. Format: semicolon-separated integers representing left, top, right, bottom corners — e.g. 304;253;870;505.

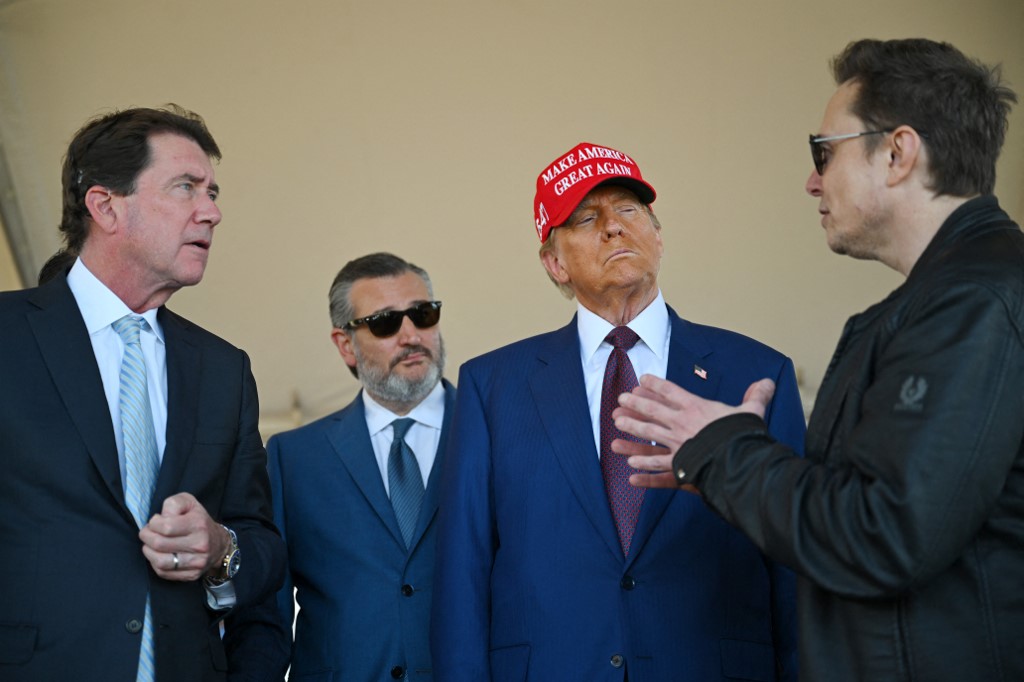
188;238;211;250
605;248;633;263
391;345;433;369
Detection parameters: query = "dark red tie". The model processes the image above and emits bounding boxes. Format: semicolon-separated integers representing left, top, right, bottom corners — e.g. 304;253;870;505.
600;326;645;556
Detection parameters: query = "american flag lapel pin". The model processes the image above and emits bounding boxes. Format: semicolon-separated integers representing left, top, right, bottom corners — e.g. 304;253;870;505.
693;365;708;380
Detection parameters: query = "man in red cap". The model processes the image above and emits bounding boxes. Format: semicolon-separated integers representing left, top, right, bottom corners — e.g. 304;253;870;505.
432;142;806;681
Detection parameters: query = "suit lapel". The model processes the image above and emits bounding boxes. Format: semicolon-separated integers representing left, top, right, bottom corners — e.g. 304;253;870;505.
326;394;407;548
26;278;133;525
531;319;623;561
409;380;457;551
156;308;200;514
628;307;720;566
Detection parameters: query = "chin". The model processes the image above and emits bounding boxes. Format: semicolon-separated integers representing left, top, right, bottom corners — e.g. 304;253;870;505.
827;241;848;256
176;266;208;287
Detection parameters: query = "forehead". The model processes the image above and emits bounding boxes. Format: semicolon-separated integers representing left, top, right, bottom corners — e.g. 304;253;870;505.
819;81;863;134
349;271;429;316
143;132;215;179
576;184;642;209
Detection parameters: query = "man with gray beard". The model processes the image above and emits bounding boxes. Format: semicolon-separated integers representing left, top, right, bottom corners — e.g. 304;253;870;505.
225;252;454;682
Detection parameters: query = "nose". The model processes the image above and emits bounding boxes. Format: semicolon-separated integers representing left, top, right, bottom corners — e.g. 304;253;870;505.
396;315;422;344
601;212;625;239
197;195;222;227
805;169;823;197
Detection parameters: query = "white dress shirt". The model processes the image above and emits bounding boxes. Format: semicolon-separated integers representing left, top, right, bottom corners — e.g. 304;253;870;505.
66;258;167;482
363;381;446;495
576;290;671;457
66;258;234;608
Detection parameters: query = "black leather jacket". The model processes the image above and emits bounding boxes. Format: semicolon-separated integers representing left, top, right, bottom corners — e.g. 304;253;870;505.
677;196;1024;681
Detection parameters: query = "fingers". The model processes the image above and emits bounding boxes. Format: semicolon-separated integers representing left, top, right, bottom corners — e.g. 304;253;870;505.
622;451;674;472
614;383;691;452
145;494;212;538
610;438;669;458
160;491;198;516
636;374;690;405
140;492;223;580
613;413;681;451
627;471;689;490
141;546;203;582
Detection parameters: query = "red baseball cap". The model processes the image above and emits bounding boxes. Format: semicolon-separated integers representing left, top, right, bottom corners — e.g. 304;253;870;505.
533;142;657;243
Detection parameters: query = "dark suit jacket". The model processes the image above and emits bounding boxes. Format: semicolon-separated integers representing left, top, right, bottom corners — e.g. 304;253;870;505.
225;382;456;682
0;275;285;682
431;306;805;682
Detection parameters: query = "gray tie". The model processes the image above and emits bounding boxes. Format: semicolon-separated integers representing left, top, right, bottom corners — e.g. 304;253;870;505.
388;418;424;549
112;314;158;682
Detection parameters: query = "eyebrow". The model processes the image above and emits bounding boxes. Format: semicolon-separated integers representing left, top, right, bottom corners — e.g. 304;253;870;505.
584;188;641;206
364;299;431;316
570;190;641;218
175;173;220;196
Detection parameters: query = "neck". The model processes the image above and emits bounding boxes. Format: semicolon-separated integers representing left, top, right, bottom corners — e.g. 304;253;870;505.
80;248;175;313
365;379;439;417
376;398;416;416
886;193;974;276
578;285;658;326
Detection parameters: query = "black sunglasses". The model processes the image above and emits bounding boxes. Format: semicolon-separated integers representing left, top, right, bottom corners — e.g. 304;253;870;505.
808;130;891;175
343;301;442;338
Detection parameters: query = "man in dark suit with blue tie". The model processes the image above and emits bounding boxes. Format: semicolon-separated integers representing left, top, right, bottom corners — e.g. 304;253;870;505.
225;252;454;681
431;142;805;681
0;106;285;681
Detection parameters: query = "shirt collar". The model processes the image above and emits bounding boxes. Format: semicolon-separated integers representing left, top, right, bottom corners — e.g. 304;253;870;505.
362;380;446;437
66;258;164;342
577;290;668;363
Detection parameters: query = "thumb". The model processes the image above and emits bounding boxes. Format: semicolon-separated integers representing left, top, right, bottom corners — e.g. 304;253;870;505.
160;491;198;516
741;379;776;417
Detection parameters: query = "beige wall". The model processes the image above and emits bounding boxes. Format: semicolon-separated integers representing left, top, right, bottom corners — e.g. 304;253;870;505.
1;0;1022;427
0;214;21;290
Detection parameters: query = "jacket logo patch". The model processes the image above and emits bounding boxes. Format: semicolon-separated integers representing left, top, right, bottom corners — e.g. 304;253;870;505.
895;376;928;412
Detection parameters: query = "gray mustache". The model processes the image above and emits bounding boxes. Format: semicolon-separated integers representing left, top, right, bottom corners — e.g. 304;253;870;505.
390;346;433;369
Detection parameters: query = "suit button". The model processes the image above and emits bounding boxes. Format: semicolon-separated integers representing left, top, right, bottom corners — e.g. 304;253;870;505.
125;619;143;634
401;584;414;597
610;654;624;668
620;575;636;590
390;665;405;678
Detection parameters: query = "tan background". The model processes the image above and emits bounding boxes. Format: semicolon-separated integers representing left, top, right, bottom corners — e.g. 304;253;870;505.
1;0;1022;432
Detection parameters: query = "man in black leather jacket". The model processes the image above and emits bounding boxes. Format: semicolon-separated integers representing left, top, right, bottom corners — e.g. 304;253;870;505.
612;38;1023;681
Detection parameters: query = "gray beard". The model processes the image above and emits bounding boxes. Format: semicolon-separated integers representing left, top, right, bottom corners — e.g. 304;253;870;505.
356;337;445;409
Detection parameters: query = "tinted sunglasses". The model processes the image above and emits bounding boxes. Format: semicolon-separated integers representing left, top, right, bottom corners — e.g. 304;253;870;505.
808;130;890;175
343;301;442;338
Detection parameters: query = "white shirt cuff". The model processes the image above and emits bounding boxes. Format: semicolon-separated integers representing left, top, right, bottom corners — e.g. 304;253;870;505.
204;579;237;610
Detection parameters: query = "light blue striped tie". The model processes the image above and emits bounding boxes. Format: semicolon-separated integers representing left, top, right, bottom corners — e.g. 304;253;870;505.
388;418;424;549
112;315;158;682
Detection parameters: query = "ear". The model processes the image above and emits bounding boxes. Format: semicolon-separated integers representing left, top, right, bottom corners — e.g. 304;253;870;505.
330;328;358;371
539;241;571;286
83;186;119;235
885;126;924;187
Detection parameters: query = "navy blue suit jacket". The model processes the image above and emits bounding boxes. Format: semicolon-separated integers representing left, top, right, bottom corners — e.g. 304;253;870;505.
226;382;456;681
0;275;285;682
431;307;804;681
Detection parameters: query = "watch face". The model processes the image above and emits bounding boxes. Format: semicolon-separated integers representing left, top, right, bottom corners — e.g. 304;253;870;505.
226;550;241;578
